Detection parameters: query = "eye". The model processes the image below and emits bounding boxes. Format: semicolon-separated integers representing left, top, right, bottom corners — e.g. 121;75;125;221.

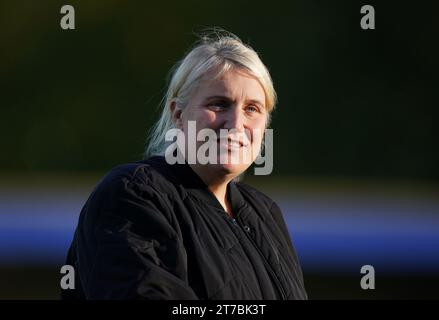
207;101;228;111
245;104;260;114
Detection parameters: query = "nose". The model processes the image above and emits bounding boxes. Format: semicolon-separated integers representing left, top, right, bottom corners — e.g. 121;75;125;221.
223;105;245;131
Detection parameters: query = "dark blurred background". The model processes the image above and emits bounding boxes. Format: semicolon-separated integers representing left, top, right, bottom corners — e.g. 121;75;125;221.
0;0;438;299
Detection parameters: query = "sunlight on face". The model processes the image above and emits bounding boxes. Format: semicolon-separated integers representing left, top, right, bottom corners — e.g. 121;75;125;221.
179;68;267;177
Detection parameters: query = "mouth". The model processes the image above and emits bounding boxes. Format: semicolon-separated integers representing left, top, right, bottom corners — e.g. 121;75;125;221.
217;137;249;149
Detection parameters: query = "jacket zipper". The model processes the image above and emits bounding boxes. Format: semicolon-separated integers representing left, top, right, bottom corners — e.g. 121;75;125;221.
230;217;288;300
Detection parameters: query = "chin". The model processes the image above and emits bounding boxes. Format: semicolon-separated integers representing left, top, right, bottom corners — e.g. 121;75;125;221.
212;161;249;178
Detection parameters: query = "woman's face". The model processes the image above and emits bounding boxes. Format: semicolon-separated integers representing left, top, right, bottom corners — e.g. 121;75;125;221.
174;68;268;178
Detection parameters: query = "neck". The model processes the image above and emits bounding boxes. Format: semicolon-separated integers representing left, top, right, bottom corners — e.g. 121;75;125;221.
189;164;235;217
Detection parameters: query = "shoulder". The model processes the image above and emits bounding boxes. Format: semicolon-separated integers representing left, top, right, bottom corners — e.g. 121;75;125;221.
93;157;174;199
78;158;180;235
83;157;180;222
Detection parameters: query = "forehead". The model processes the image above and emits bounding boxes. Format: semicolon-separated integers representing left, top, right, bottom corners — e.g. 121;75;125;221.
194;69;266;104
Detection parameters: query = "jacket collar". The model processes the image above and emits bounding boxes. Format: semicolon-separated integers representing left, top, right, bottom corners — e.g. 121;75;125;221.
146;156;247;216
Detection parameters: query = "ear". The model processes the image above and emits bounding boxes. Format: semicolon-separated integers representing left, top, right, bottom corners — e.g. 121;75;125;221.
170;100;183;129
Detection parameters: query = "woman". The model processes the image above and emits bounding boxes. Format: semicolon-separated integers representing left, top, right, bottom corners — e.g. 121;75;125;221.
62;31;307;300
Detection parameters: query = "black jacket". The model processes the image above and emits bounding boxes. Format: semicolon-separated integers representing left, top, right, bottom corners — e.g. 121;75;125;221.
62;156;307;300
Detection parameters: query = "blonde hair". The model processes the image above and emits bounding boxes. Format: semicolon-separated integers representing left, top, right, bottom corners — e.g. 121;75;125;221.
144;29;277;158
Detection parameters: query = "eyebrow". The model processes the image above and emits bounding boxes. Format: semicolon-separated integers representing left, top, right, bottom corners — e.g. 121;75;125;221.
205;95;265;107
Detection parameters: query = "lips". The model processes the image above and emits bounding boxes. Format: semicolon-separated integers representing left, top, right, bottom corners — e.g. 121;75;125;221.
217;137;249;148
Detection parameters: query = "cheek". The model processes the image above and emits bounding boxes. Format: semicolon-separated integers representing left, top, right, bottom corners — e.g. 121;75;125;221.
181;109;219;134
250;132;264;148
194;110;218;130
249;118;267;144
